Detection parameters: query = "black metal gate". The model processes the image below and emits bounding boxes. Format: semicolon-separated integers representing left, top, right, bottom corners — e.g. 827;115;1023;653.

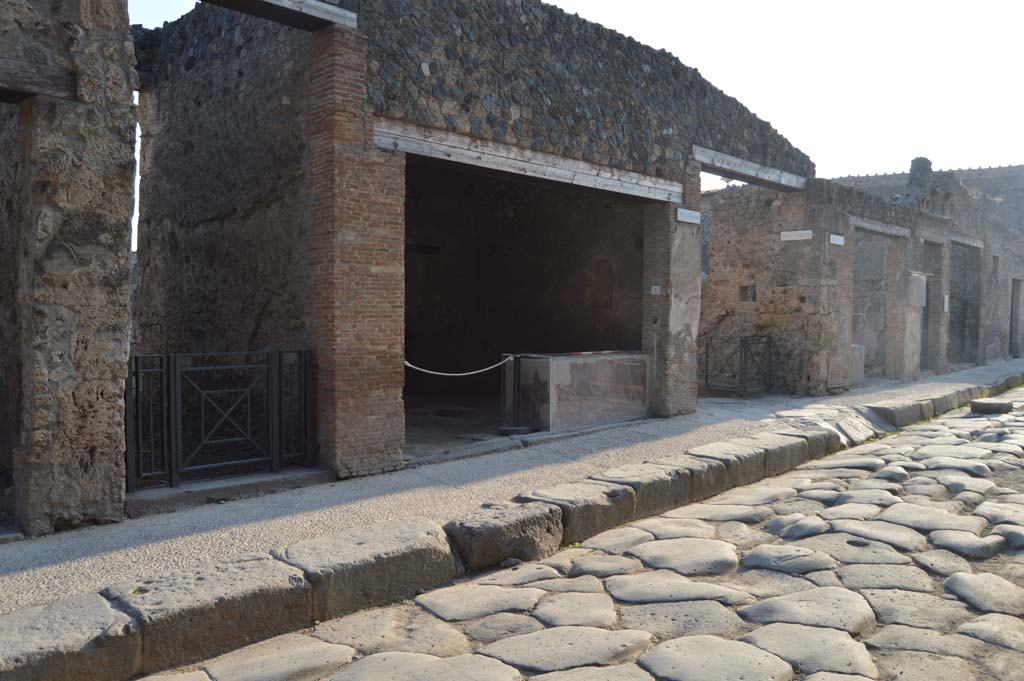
701;336;774;397
125;351;315;491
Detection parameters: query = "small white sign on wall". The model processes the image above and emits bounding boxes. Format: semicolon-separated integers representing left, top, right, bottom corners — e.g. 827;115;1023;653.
676;208;702;224
650;286;663;296
781;230;813;241
830;234;846;246
944;294;951;313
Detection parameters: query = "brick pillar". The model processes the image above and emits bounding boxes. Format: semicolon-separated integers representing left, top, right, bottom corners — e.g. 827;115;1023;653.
884;237;914;380
643;162;701;416
309;26;405;478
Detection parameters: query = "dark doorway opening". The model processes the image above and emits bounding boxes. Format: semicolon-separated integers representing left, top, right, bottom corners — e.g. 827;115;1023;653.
948;243;982;365
1012;279;1023;358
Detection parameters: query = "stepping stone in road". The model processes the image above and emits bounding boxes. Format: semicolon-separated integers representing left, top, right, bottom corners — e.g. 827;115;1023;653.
638;635;794;681
836;564;935;592
912;549;971;577
860;588;972;629
944;572;1024;616
416;585;545;622
627;538;738;576
877;503;988;534
741;622;877;677
865;624;986;659
618;601;747;640
479;626;654;673
330;651;522;681
928;530;1005;558
605;570;753;605
958;613;1024;653
792;532;911;565
828;519;928;552
532;592;617;628
737;586;876;634
740;545;839;574
663;504;773;523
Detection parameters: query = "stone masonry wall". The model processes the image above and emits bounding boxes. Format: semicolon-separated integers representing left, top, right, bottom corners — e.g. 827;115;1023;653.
135;7;315;353
1;0;137;535
0;105;21;518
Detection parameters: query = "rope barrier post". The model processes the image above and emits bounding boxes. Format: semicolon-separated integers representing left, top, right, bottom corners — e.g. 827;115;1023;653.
498;353;532;436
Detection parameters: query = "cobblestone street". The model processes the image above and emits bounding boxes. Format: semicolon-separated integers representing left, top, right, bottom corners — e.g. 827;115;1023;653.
144;390;1024;680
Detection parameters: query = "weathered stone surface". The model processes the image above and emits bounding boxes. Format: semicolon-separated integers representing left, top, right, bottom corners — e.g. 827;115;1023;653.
444;502;563;571
569;554;645;577
581;527;654;554
912;444;993;460
474;564;561;587
629;517;715;539
800;457;886;472
780;516;830;539
802;675;873;681
912;549;972;576
531;664;654;681
272;519;461;621
713;521;776;550
0;593;141;681
865;624;985;659
709;485;796;506
973;398;1014;414
314;604;469;657
737;587;876;634
479;626;653;672
416;585;544;622
877;503;989;533
741;622;877;677
714;569;816;599
958;613;1024;653
663;503;772;523
203;633;355;681
836;564;935;592
627;538;738;575
829;519;928;551
800;489;841;504
976;500;1024;526
619;600;747;639
732;433;810;476
993;524;1024;550
606;570;753;605
650;455;730;502
944;572;1024;615
532;592;617;628
687;441;765;487
638;635;794;681
940;476;997;495
793;532;911;564
590;463;690;518
834;489;902;506
922;457;992;477
740;545;839;574
461;614;544;646
929;530;1005;558
104;554;309;672
522;481;636;545
539;548;594;574
819;503;883;521
861;588;971;628
531;575;604;593
873;651;978;681
328;651;523;681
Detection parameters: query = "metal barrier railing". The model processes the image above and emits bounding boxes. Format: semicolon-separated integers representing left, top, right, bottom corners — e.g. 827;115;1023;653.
701;335;774;397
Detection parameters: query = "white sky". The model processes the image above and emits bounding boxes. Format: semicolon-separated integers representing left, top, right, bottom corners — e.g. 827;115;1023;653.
127;0;1024;245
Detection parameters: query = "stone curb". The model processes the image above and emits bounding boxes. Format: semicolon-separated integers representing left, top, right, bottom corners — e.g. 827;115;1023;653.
2;370;1022;681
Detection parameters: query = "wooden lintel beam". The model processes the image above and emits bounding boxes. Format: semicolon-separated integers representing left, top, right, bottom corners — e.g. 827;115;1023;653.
203;0;357;31
0;57;77;104
693;145;807;192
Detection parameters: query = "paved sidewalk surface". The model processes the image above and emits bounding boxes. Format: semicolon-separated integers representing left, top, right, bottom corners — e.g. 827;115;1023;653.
1;360;1023;616
146;384;1024;680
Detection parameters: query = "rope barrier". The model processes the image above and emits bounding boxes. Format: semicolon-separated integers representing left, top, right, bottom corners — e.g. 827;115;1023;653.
404;356;513;377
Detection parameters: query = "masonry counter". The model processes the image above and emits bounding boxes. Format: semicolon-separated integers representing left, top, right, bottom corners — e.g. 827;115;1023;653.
501;351;652;433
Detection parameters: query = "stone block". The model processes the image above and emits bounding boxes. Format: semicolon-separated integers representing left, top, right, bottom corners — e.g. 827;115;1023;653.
931;391;961;415
590;463;691;518
104;554;310;673
202;633;355;681
916;400;936;421
0;593;141;681
866;400;924;429
972;398;1014;415
772;428;841;460
686;442;765;487
273;519;462;622
444;502;563;572
521;481;637;545
730;433;809;477
649;455;730;501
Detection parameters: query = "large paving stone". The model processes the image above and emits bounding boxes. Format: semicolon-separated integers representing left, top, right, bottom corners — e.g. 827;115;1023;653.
714;522;776;550
958;613;1024;653
530;575;604;593
873;650;978;681
203;633;355;681
737;587;876;634
829;519;928;552
649;455;730;501
836;564;935;592
741;622;876;677
687;441;765;487
976;500;1024;526
328;651;522;681
740;545;839;574
590;463;691;518
581;527;654;554
944;572;1024;615
912;549;972;577
619;601;746;640
877;503;989;533
569;553;645;577
865;624;986;659
860;588;971;629
627;538;738;576
929;529;1005;558
474;563;561;587
531;592;617;628
714;569;816;599
605;570;753;605
922;457;992;477
444;502;563;571
638;635;794;681
416;585;544;622
779;516;830;540
272;519;461;621
708;485;796;506
461;613;544;646
629;517;715;539
313;604;470;657
104;554;310;673
792;532;911;564
531;664;654;681
800;456;886;472
663;503;772;523
0;593;141;681
479;626;653;673
833;489;902;506
522;481;636;545
819;503;882;521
